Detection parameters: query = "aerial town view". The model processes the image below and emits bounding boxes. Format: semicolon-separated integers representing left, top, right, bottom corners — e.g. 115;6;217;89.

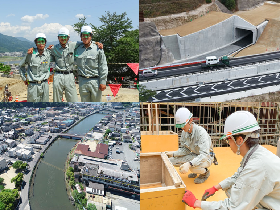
0;102;140;210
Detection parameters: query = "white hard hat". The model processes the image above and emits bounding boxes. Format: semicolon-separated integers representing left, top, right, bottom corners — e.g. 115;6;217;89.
81;25;93;34
35;33;46;39
58;27;69;36
221;111;260;140
175;108;193;128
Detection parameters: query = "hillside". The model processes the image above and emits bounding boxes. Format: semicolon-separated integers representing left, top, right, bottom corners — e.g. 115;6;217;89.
140;0;206;18
0;33;33;53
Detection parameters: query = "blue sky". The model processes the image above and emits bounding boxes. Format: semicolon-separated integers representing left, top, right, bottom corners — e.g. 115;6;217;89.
0;0;139;42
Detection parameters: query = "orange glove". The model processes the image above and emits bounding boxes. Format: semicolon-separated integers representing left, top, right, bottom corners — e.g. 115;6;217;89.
182;190;198;208
202;186;218;201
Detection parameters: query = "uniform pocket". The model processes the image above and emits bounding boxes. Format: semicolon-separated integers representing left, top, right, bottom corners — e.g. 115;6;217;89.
30;63;39;75
86;55;97;68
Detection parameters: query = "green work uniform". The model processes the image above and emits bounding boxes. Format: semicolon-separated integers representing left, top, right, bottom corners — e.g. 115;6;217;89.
170;124;214;174
75;42;108;102
50;42;81;102
19;48;51;102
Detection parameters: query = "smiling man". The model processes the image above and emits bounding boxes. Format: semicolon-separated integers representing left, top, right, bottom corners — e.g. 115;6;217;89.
166;107;214;184
74;26;108;102
27;27;103;102
19;33;51;102
182;111;280;209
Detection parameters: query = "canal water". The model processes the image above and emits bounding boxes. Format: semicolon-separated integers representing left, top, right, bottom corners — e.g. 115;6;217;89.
29;113;106;210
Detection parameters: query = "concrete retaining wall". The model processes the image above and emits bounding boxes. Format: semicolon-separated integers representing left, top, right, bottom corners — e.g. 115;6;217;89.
141;60;280;90
162;15;257;61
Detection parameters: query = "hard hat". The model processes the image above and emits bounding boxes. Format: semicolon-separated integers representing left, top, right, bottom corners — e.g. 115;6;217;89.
81;25;93;34
58;27;69;36
221;111;260;140
175;108;193;128
35;33;46;39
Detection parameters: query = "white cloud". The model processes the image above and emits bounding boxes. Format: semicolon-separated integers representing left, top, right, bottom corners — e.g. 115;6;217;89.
29;23;80;42
6;14;15;17
0;22;30;35
75;14;85;18
21;14;49;23
87;15;91;18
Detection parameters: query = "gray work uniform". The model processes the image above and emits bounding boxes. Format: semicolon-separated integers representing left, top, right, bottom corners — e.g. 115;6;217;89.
74;42;108;102
201;145;280;210
50;42;80;102
19;48;51;102
169;123;213;174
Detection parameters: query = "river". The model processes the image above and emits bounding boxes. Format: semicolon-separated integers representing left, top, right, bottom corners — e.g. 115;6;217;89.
29;113;106;210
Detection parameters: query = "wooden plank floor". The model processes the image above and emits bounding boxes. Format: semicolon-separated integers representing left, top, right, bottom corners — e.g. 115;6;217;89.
175;145;277;203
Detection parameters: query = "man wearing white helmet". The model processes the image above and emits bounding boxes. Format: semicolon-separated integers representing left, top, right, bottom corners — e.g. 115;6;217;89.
74;25;108;102
27;27;103;102
166;107;214;184
19;33;51;102
182;111;280;209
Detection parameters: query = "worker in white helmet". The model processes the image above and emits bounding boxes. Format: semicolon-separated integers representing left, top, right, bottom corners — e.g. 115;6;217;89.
166;107;214;184
74;25;108;102
19;33;51;102
182;111;280;209
27;27;103;102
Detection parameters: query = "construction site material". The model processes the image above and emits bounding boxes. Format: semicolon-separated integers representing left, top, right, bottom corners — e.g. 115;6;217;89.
140;102;280;147
140;152;186;210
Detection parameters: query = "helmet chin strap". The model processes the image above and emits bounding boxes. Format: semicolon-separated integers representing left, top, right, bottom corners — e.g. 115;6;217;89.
235;135;249;155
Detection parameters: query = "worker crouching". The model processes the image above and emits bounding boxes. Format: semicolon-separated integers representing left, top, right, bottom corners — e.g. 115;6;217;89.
166;107;214;184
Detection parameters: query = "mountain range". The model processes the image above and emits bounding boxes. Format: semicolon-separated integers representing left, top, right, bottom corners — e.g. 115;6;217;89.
0;33;59;53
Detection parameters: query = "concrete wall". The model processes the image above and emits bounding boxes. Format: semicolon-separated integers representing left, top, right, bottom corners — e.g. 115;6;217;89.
161;16;257;61
141;60;280;90
256;20;269;41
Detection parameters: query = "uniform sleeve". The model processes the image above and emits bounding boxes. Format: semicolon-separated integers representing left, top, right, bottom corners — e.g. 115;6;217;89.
98;49;108;85
47;48;55;62
219;167;243;190
190;129;211;167
173;133;192;157
19;55;28;81
201;159;271;210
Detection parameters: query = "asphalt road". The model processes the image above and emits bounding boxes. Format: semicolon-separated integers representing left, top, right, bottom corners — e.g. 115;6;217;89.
151;72;280;102
140;50;280;81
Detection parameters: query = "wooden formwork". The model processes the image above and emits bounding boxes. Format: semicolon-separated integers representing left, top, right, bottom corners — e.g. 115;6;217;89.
140;153;186;210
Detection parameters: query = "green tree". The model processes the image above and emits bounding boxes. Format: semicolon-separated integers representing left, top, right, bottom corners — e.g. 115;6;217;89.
0;178;4;185
105;129;112;135
20;162;28;170
72;17;88;35
139;85;157;102
0;189;19;210
0;63;11;75
87;203;97;210
11;173;23;188
12;161;23;170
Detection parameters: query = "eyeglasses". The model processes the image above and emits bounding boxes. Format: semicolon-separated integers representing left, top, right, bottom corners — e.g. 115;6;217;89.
58;36;68;40
81;34;90;39
37;41;45;45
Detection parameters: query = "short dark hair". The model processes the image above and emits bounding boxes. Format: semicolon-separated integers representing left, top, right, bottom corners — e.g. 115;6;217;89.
234;130;259;149
34;38;47;45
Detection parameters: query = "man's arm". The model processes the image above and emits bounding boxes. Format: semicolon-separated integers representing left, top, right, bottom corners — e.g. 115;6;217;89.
98;50;108;91
19;54;29;85
173;133;192;157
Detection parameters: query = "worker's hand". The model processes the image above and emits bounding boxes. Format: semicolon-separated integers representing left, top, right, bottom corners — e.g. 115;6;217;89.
95;42;103;49
202;186;218;201
99;84;106;91
182;190;198;208
179;162;191;174
24;81;28;86
164;151;173;158
47;45;54;50
27;48;33;54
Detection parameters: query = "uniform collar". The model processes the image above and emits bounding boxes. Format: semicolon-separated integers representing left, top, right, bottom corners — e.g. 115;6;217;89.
82;42;94;49
34;48;46;56
58;42;69;49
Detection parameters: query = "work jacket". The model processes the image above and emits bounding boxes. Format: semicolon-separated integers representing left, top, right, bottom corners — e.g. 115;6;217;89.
173;123;213;167
201;145;280;210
